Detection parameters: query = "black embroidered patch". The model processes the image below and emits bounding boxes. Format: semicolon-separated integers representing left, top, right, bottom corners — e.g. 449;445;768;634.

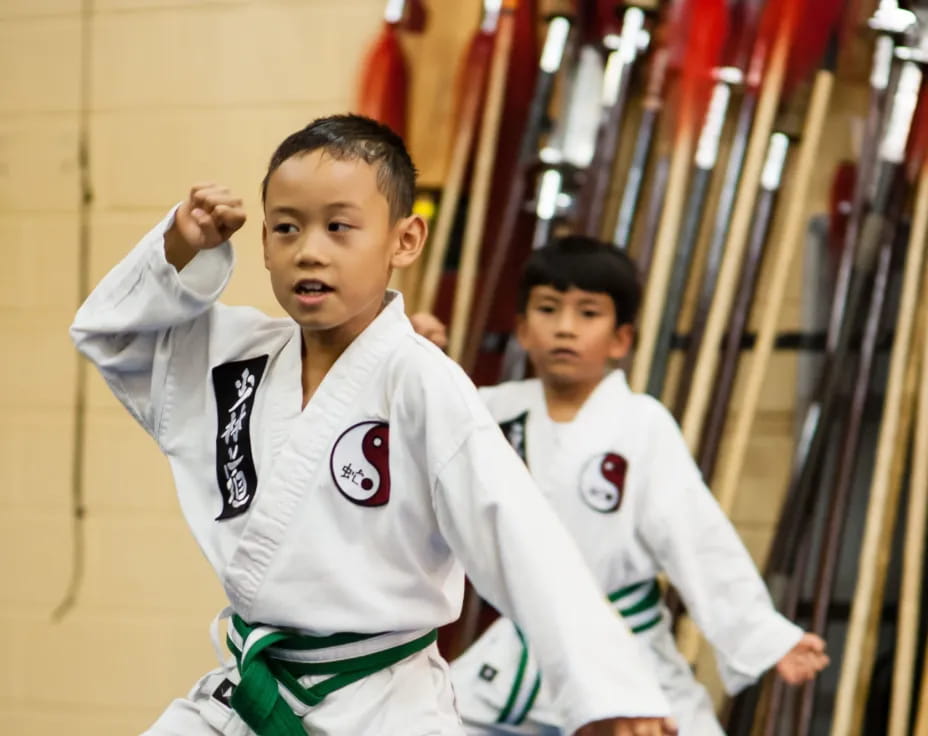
211;355;268;520
499;411;529;463
479;664;498;682
211;678;235;707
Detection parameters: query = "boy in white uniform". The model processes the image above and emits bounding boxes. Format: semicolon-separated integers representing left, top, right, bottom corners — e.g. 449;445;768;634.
411;237;828;735
71;116;677;736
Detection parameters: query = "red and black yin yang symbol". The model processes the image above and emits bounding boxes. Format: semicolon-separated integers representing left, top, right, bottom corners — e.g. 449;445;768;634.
329;421;391;507
578;452;628;513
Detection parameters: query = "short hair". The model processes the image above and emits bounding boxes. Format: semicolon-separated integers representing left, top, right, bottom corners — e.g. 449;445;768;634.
516;236;642;326
261;114;417;221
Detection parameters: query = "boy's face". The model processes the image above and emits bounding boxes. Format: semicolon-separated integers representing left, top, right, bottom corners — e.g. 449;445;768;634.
262;150;424;341
517;285;633;388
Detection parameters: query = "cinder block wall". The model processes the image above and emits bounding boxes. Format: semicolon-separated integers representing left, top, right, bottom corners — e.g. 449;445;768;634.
0;2;383;733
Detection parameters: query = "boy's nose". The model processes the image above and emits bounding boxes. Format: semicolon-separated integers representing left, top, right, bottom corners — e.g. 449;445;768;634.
554;312;577;336
294;234;329;266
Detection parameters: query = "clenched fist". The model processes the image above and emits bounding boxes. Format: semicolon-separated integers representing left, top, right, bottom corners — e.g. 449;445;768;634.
165;183;247;270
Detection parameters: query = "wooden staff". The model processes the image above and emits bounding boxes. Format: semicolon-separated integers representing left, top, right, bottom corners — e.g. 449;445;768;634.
575;5;648;236
794;213;899;736
612;46;670;249
673;0;821;663
709;26;837;523
671;0;773;417
678;0;801;450
831;56;926;736
447;0;518;363
645;75;733;398
886;148;928;736
629;0;728;393
697;132;789;480
917;632;928;736
416;8;496;315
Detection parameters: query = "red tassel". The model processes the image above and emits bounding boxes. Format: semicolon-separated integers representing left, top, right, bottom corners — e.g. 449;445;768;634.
673;0;729;139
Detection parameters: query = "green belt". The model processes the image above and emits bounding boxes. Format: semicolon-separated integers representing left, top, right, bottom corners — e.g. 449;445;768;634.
496;581;662;725
226;614;437;736
608;578;663;634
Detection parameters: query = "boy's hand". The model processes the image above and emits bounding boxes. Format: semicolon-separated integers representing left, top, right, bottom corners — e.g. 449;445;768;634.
575;716;678;736
410;312;448;350
165;183;246;270
775;632;829;685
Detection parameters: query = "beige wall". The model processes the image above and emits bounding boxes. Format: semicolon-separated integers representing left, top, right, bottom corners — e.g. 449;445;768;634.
0;2;387;733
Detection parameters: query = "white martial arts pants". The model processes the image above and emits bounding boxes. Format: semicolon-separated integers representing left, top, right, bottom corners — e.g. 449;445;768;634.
142;643;464;736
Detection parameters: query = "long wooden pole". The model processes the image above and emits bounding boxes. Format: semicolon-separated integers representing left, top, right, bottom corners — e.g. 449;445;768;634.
831;58;926;736
447;0;517;363
417;28;493;314
679;0;799;450
886;163;928;736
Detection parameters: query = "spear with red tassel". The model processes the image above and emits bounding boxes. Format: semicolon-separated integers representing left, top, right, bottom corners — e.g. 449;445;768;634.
628;0;728;394
670;0;770;417
356;0;426;138
643;0;766;399
574;2;650;236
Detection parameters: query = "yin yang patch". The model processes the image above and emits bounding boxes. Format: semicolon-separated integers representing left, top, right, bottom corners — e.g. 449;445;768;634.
329;421;391;507
578;452;627;513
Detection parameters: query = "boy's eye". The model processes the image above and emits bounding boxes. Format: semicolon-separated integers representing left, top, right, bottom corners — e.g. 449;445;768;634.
582;310;601;319
328;222;352;233
535;304;557;314
273;223;298;235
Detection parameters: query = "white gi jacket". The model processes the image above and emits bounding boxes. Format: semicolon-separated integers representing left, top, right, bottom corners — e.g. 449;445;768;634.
451;371;802;732
70;211;670;734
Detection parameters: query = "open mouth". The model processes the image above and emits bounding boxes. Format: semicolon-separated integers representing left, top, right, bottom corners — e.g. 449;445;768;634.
294;279;334;295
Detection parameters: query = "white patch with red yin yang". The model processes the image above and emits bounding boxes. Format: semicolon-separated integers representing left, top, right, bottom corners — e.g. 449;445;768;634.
578;452;627;513
329;421;391;507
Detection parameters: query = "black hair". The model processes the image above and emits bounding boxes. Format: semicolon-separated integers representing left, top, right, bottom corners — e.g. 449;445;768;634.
516;236;641;326
261;114;417;221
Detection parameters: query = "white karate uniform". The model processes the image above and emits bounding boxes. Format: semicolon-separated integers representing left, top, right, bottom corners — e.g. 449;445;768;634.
71;210;670;736
450;371;803;735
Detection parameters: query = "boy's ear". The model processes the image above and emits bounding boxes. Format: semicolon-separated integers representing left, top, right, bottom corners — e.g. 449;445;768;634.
609;323;635;361
261;221;270;270
390;213;428;269
515;313;531;349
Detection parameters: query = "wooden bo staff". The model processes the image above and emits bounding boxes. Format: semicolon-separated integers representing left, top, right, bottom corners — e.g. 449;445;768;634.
677;0;801;452
706;15;841;533
447;0;518;363
645;0;768;400
645;70;735;399
629;0;728;394
917;628;928;736
770;1;918;518
886;298;928;736
670;0;774;418
574;3;649;236
697;131;789;481
887;136;928;736
416;3;498;315
673;0;821;664
458;0;576;374
831;48;928;736
793;204;902;736
611;43;670;250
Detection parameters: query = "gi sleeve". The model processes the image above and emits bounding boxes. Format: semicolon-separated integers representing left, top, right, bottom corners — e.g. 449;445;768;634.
427;396;671;732
70;207;233;440
636;403;803;694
